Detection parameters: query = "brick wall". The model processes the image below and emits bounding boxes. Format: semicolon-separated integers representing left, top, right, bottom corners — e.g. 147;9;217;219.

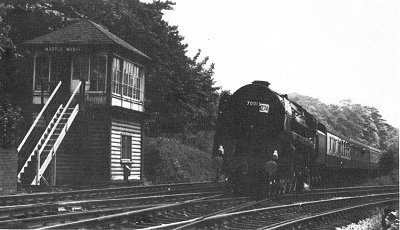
0;149;17;194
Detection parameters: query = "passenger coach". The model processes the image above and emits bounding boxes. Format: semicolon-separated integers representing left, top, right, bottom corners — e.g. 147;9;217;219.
17;19;150;186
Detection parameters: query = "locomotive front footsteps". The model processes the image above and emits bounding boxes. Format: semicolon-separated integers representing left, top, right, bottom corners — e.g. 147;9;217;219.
213;81;381;196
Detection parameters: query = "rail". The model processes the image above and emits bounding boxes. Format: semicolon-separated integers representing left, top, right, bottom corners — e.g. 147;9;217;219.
266;199;398;229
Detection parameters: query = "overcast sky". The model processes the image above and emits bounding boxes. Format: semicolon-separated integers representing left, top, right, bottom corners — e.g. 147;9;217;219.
158;0;399;127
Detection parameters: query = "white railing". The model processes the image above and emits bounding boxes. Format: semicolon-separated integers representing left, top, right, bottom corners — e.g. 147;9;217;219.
17;81;62;152
32;104;79;185
17;105;63;180
32;81;82;185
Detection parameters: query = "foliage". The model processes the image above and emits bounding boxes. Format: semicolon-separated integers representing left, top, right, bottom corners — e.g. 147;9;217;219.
143;136;213;183
0;0;219;136
0;104;22;148
0;3;23;148
289;94;398;149
290;94;399;172
289;93;399;175
379;142;399;175
180;130;215;153
336;212;383;230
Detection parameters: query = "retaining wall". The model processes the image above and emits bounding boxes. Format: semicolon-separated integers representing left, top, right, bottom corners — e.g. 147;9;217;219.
0;148;17;194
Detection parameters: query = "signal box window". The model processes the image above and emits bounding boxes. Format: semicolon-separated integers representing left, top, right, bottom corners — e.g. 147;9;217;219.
112;58;144;101
90;56;107;91
72;56;89;81
121;135;132;160
112;58;122;95
72;55;106;92
34;54;50;91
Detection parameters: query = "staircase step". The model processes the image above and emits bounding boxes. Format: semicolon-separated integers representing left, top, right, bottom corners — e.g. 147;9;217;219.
44;146;53;151
46;140;56;144
18;101;79;185
42;150;51;154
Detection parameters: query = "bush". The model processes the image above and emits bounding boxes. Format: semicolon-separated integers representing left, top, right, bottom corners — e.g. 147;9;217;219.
380;153;394;175
0;104;23;148
181;130;215;153
143;135;214;184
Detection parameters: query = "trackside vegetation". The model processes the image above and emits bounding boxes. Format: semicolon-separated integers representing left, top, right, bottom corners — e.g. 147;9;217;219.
143;134;214;183
0;1;398;184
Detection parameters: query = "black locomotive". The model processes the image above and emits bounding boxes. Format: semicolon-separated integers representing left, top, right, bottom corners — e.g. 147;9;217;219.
213;81;381;194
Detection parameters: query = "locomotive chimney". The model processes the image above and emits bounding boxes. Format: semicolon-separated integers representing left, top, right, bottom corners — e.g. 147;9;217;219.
252;80;270;88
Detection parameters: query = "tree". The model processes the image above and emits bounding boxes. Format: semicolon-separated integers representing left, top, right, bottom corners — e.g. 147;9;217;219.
1;0;220;137
0;3;23;148
290;94;399;152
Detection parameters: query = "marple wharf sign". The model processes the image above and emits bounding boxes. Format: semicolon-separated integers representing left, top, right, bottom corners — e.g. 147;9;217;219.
43;46;83;53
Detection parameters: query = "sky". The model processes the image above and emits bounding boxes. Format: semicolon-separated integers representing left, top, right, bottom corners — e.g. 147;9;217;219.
155;0;399;127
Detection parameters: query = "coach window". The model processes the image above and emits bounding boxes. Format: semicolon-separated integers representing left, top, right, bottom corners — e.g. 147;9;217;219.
34;54;50;91
340;141;343;156
342;141;344;155
121;135;132;160
333;139;337;154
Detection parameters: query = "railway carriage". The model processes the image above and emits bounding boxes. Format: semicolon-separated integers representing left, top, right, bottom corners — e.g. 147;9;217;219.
214;80;382;194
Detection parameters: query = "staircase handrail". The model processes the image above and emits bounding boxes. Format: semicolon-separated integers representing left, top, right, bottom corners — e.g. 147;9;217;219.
32;81;82;185
17;104;63;180
62;81;82;117
17;81;62;152
34;81;81;163
32;104;79;185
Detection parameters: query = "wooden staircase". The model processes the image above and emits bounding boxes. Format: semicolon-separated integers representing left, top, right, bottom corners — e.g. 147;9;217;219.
17;81;82;185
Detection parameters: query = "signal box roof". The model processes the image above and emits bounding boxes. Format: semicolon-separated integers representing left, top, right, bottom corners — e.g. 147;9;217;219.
23;19;150;59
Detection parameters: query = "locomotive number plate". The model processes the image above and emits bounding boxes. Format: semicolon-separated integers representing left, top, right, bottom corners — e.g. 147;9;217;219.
246;101;269;113
259;103;269;113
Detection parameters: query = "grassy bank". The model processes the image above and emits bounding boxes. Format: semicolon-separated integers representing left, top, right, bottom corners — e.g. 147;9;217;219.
362;168;399;187
143;131;215;184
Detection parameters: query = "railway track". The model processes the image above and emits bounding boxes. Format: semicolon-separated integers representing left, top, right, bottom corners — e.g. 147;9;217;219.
266;199;397;229
191;193;398;229
0;192;226;229
0;181;225;206
2;185;393;229
0;181;226;229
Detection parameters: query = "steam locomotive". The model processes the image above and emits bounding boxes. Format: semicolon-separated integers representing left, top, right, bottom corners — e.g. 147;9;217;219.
213;80;381;194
